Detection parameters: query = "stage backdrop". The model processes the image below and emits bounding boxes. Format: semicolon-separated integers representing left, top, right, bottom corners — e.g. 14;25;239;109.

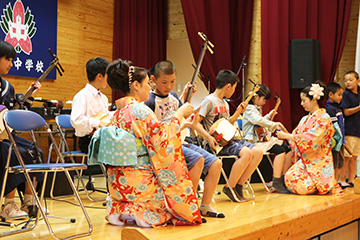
261;0;352;130
0;0;57;80
181;0;254;113
112;0;167;102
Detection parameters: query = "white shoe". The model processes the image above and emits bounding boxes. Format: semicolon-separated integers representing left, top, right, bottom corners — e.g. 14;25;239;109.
1;202;28;219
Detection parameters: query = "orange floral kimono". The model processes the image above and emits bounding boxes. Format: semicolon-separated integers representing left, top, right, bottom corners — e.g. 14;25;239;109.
285;109;343;195
106;96;202;227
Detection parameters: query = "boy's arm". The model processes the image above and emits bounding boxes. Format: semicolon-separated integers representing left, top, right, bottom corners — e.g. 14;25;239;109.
70;94;100;133
228;102;247;125
343;105;360;116
179;81;197;103
196;116;217;150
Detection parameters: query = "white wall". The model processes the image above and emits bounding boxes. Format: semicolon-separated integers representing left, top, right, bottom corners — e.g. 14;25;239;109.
166;39;210;108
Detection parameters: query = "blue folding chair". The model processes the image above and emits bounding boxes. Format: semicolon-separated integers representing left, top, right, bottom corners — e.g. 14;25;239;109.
0;110;92;239
48;114;106;201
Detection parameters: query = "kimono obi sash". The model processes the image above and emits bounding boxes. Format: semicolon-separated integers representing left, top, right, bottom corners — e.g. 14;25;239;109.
330;122;343;152
88;125;149;166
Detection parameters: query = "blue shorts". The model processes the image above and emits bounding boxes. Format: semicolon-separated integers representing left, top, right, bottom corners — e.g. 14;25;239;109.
218;138;254;156
182;143;218;174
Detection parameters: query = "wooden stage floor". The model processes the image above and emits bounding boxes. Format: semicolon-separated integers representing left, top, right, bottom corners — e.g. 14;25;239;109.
1;176;360;240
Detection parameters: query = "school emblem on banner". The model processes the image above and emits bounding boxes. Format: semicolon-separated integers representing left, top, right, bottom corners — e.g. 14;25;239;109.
0;0;57;79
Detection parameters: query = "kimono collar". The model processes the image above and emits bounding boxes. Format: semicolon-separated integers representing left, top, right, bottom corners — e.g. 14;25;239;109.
116;96;139;110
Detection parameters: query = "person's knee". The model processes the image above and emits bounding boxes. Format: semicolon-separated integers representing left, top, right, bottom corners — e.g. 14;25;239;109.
239;147;252;162
209;159;222;172
251;147;263;160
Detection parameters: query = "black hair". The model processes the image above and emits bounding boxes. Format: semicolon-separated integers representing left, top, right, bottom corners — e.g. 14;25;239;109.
86;57;110;82
153;60;175;78
106;59;147;95
148;66;155;78
344;70;359;80
325;82;342;97
0;40;16;59
248;84;271;104
301;80;326;107
215;70;239;89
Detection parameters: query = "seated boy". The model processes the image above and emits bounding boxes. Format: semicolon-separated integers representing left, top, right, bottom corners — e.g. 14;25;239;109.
71;57;112;153
198;70;263;201
0;40;42;218
145;60;224;217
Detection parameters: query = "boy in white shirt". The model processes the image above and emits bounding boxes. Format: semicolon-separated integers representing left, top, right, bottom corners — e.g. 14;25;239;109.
71;57;112;153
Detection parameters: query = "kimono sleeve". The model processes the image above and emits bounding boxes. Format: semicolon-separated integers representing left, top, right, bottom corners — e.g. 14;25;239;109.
293;114;334;154
131;103;182;158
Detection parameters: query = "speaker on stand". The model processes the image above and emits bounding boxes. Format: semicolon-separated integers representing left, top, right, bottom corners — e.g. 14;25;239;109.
289;38;321;88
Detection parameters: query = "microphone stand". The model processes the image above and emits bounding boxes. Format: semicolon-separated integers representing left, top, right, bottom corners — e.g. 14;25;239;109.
236;55;247;102
225;56;246;102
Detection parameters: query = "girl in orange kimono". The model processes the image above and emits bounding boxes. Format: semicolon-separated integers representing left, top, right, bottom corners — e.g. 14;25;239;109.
276;82;343;195
104;59;202;227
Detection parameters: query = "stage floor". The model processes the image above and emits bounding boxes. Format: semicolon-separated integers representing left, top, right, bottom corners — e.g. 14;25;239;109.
1;175;360;240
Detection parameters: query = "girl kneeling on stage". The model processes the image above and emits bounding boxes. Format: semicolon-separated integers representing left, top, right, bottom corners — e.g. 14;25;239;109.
104;59;202;227
276;81;343;195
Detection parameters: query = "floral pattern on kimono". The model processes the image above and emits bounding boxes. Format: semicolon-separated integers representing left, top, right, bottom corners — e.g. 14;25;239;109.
106;96;201;227
285;108;343;195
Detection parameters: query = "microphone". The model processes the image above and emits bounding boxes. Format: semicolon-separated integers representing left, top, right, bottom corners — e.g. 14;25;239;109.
197;32;214;48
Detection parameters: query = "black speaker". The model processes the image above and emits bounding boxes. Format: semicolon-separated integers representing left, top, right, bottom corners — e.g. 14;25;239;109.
289;39;321;88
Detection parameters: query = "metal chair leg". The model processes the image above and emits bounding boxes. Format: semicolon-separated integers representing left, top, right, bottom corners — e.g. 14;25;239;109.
256;167;272;193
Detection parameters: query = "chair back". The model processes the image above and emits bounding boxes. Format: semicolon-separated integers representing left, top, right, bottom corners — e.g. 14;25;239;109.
56;114;73;129
236;119;243;131
4;110;46;131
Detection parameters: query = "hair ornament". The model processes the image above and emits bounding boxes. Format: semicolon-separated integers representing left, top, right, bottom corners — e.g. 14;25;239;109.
309;83;324;100
128;66;135;88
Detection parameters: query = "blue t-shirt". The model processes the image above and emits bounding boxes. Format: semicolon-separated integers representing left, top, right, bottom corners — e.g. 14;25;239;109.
340;86;360;137
144;91;183;123
325;100;345;144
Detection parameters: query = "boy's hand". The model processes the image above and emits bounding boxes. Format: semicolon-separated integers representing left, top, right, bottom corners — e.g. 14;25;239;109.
207;135;218;150
99;118;111;128
29;82;41;96
236;102;248;113
182;81;197;100
177;102;194;119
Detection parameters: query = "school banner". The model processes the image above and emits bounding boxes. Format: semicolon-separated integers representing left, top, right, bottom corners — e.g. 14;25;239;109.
0;0;57;80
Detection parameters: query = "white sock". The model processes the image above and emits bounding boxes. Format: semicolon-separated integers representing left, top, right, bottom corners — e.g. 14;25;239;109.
24;194;34;204
200;204;220;214
134;216;152;228
339;181;350;186
107;214;125;226
120;214;135;221
4;198;15;205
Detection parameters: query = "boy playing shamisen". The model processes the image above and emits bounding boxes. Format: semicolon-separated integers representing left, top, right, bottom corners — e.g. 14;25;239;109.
198;70;263;201
144;61;225;217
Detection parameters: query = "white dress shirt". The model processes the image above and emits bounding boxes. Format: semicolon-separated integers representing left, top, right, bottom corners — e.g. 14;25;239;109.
70;83;111;137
